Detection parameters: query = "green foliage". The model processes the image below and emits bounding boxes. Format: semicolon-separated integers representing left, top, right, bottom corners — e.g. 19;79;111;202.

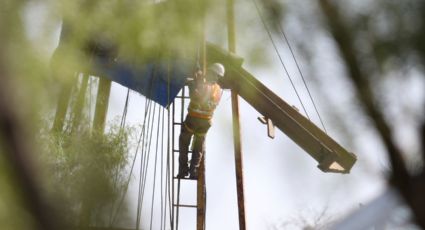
8;0;425;229
0;150;38;230
39;122;134;226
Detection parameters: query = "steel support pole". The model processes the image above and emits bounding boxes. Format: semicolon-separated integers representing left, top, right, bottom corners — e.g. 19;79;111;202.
52;75;76;132
71;75;89;134
227;0;247;229
93;78;112;133
197;3;207;229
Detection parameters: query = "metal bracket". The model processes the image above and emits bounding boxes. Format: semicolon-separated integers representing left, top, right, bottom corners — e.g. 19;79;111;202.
257;116;275;139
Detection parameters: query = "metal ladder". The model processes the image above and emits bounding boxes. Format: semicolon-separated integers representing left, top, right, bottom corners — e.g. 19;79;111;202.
171;86;206;230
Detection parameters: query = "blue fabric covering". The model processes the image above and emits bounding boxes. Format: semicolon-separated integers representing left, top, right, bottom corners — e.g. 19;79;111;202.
94;56;195;107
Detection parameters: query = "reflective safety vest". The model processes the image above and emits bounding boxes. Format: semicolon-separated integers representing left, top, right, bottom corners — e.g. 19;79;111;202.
188;82;222;120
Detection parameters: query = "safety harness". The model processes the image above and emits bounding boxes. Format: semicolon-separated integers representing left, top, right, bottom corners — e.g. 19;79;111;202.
188;83;222;120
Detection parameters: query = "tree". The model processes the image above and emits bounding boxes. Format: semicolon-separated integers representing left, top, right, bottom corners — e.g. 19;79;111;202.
1;0;424;229
316;0;425;228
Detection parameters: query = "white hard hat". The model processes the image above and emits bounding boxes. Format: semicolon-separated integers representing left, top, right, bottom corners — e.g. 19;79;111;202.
208;63;225;77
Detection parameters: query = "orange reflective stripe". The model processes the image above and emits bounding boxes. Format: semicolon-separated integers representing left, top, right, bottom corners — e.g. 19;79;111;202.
188;107;214;114
188;111;212;120
187;83;221;121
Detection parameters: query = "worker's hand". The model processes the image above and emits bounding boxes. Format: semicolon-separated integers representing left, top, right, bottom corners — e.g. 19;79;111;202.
194;70;203;80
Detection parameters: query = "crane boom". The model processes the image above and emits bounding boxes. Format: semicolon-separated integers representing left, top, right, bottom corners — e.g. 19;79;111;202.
208;44;357;173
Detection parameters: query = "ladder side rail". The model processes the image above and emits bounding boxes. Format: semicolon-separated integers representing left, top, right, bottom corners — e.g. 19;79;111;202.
175;86;187;230
171;98;176;230
174;86;199;230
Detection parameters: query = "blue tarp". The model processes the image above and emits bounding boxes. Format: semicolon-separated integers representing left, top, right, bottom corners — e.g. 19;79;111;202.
56;23;198;107
94;56;195;107
57;2;200;108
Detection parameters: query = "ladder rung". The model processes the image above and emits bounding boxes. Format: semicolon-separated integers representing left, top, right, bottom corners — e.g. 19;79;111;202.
175;96;190;99
173;176;197;181
173;149;192;153
173;122;182;125
173;204;197;208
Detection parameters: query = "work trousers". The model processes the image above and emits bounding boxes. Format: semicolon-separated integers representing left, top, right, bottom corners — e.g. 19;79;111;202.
179;115;212;171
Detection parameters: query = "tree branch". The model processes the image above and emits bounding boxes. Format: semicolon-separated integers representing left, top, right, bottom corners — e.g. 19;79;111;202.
319;0;425;227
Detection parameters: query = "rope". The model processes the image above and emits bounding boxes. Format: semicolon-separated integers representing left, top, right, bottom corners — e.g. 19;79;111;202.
136;101;155;229
111;57;176;230
252;0;311;120
149;106;162;230
167;107;173;228
160;108;165;230
110;97;152;227
166;64;174;229
136;61;161;229
107;88;132;223
88;76;93;130
140;103;157;212
144;102;157;194
135;102;151;229
277;25;328;133
120;89;131;129
231;66;329;141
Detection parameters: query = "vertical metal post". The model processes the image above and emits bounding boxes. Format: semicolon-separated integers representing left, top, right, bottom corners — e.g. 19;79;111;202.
171;99;176;230
196;157;206;230
197;2;207;229
71;74;89;134
93;78;112;133
176;87;186;230
52;75;76;132
196;62;207;225
227;0;247;229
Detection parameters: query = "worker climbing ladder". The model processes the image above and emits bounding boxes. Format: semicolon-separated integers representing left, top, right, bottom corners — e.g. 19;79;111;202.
171;86;206;230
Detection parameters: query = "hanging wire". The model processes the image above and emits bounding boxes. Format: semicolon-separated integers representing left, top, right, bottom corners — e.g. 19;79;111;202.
136;101;155;229
160;107;165;230
141;102;157;202
166;62;174;229
136;61;161;229
166;106;173;229
88;76;93;130
252;0;311;120
120;89;131;129
149;106;162;230
139;103;157;209
277;25;328;133
108;88;132;223
135;103;150;229
110;97;152;227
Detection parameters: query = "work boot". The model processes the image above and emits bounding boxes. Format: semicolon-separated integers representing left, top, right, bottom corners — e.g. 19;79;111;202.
189;164;198;179
177;164;189;179
189;151;201;179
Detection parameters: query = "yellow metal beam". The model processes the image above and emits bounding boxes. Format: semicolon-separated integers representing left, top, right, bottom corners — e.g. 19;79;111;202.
208;44;356;173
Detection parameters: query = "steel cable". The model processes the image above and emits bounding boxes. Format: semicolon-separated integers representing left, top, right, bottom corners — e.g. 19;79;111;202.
149;106;162;230
277;25;328;133
110;97;152;227
252;0;311;120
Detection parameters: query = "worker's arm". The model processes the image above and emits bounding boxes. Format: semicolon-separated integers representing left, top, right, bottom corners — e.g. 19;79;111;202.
191;71;205;96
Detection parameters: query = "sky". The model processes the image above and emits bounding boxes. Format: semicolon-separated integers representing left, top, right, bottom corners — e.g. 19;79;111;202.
102;2;390;229
23;0;425;229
